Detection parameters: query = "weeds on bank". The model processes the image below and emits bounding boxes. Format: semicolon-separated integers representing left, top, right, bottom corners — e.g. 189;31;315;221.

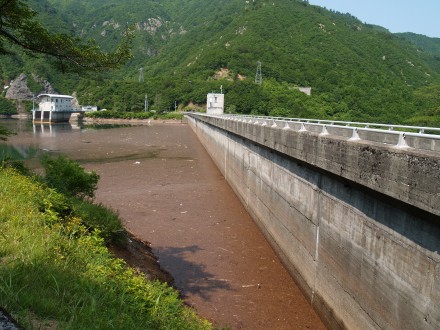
0;161;211;329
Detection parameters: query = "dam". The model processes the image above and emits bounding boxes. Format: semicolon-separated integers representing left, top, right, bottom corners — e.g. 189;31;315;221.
186;113;440;330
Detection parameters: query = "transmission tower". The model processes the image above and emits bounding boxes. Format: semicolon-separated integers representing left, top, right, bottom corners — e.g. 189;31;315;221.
255;61;262;85
138;68;144;83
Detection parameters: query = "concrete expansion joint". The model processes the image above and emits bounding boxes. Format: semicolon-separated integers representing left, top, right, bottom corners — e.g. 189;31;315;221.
341;284;383;330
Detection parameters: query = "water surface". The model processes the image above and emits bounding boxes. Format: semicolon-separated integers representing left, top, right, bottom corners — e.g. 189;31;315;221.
1;118;326;329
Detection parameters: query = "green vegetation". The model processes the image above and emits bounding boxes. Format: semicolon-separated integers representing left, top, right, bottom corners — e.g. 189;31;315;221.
0;158;211;329
85;110;184;120
0;98;17;116
41;155;100;199
70;199;125;246
0;0;133;72
0;0;439;125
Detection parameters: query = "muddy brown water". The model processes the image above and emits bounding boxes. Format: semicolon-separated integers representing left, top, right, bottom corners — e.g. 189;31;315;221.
3;119;326;330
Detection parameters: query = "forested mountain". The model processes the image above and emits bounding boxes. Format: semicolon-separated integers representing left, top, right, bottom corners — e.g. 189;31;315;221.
397;33;440;58
1;0;440;125
396;33;440;72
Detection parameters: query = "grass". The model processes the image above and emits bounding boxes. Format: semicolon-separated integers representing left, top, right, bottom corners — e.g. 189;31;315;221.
0;168;212;329
70;199;126;246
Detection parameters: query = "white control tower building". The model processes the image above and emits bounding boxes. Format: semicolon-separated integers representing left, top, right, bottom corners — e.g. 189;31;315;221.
206;93;224;115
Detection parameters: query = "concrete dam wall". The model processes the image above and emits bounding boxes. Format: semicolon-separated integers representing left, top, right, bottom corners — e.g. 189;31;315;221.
186;114;440;330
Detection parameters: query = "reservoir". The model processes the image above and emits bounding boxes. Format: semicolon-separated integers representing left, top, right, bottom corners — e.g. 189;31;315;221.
1;119;325;329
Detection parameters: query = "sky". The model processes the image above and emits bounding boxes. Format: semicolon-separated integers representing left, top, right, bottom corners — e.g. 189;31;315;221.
308;0;440;38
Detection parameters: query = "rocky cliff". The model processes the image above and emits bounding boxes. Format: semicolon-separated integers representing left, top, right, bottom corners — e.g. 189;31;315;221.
5;73;56;101
4;73;58;113
5;73;33;101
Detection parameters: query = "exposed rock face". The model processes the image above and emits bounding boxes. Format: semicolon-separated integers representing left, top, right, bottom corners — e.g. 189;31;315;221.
5;73;33;100
5;73;56;101
32;73;56;95
71;91;80;109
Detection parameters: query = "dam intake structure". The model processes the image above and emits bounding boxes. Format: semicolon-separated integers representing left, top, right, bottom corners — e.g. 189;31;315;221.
186;113;440;330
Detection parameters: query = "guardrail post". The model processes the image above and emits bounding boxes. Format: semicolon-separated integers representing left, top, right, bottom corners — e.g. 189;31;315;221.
348;128;361;141
320;125;329;136
396;133;409;149
204;114;439;152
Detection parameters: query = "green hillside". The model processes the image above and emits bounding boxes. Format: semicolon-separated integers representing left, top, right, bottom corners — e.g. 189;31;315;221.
1;0;440;125
397;33;440;57
396;32;440;73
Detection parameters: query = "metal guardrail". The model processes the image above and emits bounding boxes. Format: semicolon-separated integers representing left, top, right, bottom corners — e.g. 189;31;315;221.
191;114;440;153
224;114;440;134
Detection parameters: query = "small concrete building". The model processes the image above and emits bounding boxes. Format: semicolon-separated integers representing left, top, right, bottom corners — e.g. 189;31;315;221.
33;94;75;123
206;93;224;115
82;105;98;112
38;94;74;112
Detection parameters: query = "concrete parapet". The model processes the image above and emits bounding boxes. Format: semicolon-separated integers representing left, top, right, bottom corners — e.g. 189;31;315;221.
187;114;440;330
190;114;440;217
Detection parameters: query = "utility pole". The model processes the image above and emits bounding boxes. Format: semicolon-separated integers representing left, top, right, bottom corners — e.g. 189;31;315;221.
255;61;262;85
139;68;144;83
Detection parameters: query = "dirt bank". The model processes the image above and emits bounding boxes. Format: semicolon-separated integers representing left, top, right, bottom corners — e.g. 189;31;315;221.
109;232;174;285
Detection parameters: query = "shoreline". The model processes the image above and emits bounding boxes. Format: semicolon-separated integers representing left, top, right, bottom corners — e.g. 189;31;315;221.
79;116;186;125
0;113;187;125
0;114;30;119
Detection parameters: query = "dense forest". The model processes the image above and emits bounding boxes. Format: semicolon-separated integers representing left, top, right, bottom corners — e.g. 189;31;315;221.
1;0;440;125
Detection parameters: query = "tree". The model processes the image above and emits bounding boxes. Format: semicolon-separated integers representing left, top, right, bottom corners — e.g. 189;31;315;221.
0;97;16;115
41;155;100;199
0;0;133;72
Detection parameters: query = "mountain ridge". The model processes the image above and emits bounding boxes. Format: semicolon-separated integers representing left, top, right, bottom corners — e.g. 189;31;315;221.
1;0;439;125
